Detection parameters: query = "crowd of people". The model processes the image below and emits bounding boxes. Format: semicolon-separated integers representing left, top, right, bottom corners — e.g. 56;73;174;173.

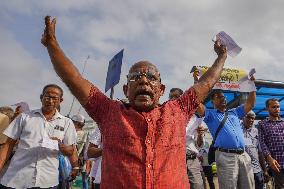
0;15;283;189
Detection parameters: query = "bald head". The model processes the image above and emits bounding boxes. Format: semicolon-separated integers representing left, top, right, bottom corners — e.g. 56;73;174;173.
129;61;159;74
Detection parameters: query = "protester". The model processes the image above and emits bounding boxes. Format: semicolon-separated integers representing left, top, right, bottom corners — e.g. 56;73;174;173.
71;114;90;189
42;15;227;188
87;126;102;189
169;88;206;189
258;98;284;188
196;88;256;189
0;84;77;189
242;110;270;189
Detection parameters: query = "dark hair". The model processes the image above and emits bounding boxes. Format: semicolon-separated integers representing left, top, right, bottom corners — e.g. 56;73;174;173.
210;89;223;101
265;98;279;108
42;84;63;97
170;88;183;94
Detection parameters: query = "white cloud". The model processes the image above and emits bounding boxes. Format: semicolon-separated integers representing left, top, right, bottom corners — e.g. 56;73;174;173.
1;0;284;117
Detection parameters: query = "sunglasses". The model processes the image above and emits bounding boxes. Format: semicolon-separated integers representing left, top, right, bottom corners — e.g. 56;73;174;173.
127;72;160;82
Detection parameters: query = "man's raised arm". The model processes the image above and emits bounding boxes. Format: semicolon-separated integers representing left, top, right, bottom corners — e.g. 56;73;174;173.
41;16;92;105
192;40;227;102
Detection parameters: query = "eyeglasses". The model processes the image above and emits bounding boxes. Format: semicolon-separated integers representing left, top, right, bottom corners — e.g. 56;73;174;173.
127;72;160;83
43;95;61;101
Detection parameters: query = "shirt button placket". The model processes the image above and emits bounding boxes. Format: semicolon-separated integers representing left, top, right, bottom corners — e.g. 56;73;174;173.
145;116;154;189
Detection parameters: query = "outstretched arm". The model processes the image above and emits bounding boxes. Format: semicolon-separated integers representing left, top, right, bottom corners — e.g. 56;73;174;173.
0;138;17;171
41;16;92;105
192;40;227;102
244;91;256;113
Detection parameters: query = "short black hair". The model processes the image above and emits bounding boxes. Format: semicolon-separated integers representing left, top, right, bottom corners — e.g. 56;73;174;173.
42;84;63;97
210;89;223;100
265;98;279;108
170;88;183;95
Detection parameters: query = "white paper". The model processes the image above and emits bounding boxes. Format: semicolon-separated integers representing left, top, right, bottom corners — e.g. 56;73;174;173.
213;31;242;57
42;137;59;151
248;68;256;79
11;102;30;113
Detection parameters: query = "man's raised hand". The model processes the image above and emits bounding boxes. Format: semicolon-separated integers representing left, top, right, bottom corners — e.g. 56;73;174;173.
214;39;227;57
41;16;57;47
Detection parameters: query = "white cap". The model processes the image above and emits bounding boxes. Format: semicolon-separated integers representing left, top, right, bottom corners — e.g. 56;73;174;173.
246;110;256;117
71;114;85;123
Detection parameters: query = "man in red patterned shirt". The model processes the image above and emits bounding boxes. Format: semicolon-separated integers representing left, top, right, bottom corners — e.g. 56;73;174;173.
42;16;227;189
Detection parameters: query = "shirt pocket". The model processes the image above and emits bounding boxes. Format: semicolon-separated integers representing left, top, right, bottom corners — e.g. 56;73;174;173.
48;124;65;140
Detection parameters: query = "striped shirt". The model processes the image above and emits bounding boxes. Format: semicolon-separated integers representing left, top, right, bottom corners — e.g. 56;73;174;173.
258;118;284;169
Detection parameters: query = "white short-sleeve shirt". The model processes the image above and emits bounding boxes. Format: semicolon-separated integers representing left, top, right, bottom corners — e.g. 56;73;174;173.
88;127;102;184
0;109;77;188
186;115;205;154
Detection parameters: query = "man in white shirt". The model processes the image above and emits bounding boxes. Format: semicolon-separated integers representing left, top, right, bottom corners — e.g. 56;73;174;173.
0;84;77;189
169;88;205;189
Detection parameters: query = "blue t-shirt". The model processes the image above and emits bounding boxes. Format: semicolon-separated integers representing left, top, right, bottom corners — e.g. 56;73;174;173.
204;105;246;149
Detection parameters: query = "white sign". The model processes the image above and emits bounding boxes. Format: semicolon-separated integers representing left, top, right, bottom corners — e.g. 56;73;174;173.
213;31;242;57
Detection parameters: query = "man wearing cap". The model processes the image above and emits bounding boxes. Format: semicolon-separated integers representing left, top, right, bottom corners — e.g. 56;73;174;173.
242;111;269;189
71;114;90;189
0;84;77;189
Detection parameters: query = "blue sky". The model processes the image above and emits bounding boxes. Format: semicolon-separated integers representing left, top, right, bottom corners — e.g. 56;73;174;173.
1;0;284;119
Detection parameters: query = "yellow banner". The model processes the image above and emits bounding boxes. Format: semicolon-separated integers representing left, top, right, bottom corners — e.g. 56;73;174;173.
193;66;247;83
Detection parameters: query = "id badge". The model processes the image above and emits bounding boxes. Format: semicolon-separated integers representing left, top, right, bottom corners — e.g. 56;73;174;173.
52;125;65;140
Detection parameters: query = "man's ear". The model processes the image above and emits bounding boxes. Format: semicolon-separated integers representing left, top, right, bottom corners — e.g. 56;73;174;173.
60;97;63;103
123;84;128;98
159;84;166;96
40;94;43;101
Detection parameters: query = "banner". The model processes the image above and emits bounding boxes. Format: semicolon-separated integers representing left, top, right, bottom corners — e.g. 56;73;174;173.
105;49;124;93
191;66;256;92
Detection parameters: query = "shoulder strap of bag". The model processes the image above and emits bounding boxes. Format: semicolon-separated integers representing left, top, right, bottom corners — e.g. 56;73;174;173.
212;112;228;145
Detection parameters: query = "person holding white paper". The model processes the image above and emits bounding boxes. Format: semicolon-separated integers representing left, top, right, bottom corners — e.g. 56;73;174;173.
0;84;77;189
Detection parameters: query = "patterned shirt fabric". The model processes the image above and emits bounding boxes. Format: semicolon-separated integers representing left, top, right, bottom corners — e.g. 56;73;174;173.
1;109;77;188
204;105;246;149
84;85;200;189
258;118;284;170
242;125;262;173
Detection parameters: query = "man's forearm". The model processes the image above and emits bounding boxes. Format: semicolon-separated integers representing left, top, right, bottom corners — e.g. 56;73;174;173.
193;54;227;102
244;91;256;113
59;143;74;156
259;152;267;172
0;139;16;171
68;147;79;168
47;44;82;87
87;147;102;158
